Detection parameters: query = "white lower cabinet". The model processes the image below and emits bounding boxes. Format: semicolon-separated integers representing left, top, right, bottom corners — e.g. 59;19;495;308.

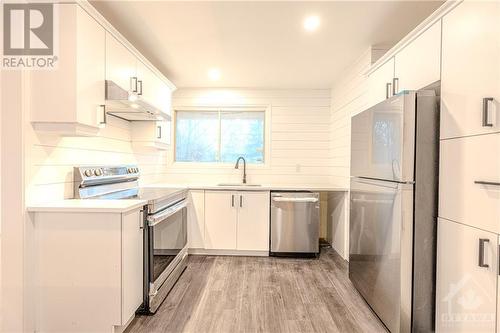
34;209;143;332
236;191;270;251
204;191;270;252
436;218;498;332
187;190;205;249
205;191;238;250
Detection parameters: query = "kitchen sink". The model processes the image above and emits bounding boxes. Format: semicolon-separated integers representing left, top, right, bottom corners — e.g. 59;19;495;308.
217;183;262;187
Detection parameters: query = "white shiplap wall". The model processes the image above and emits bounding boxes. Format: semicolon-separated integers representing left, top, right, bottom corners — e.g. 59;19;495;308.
25;116;169;203
166;88;332;185
329;48;380;187
327;48;382;259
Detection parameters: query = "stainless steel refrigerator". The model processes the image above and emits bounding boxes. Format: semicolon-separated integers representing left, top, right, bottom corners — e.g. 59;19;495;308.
349;90;439;333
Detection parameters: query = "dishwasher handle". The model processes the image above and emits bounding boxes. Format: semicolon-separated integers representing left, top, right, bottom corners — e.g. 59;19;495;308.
272;197;319;203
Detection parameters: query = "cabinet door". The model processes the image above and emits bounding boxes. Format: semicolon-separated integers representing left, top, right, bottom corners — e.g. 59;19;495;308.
187;190;205;249
75;5;105;128
121;210;143;324
237;191;270;251
156;121;171;146
368;57;395;108
137;61;172;114
436;218;497;332
204;191;237;250
394;21;441;93
439;134;500;233
441;1;500;139
105;32;137;92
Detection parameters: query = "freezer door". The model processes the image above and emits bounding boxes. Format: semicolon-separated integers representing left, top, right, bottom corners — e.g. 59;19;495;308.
349;177;414;333
270;192;320;253
350;91;417;182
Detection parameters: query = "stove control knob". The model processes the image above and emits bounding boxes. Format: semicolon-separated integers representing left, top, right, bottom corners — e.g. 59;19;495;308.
94;169;102;177
127;168;133;174
134;168;139;173
84;169;92;177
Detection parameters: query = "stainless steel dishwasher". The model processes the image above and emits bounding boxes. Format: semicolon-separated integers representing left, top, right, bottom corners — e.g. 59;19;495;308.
270;191;320;257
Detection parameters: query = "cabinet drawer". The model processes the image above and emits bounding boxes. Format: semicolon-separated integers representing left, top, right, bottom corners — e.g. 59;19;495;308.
440;1;500;139
439;133;500;233
436;218;497;332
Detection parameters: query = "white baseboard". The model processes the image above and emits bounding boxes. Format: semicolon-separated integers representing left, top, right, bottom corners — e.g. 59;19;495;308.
188;248;269;257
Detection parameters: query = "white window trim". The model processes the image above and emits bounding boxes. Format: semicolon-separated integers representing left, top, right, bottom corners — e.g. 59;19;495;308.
168;105;272;170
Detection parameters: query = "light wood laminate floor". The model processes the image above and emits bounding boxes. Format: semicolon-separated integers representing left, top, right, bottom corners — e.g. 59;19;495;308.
126;248;387;333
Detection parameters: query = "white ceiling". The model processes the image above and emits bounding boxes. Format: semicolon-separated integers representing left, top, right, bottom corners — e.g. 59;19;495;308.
91;1;444;89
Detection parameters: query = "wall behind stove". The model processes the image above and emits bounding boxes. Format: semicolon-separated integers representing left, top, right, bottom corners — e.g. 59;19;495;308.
26;115;168;203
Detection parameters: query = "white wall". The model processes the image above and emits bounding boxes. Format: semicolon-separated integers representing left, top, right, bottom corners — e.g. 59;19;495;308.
26;117;169;203
166;88;333;186
327;47;384;259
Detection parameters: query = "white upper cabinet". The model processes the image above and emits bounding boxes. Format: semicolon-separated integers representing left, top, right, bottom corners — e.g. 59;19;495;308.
394;21;441;94
31;4;106;136
368;57;395;108
130;120;170;150
105;32;137;92
441;1;500;139
136;61;172;115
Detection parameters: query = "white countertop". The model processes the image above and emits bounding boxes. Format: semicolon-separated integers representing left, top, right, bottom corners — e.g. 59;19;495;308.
27;199;147;213
27;183;347;213
148;183;348;192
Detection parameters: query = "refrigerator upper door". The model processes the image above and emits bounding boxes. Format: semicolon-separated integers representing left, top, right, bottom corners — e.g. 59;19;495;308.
349;177;414;333
351;91;417;183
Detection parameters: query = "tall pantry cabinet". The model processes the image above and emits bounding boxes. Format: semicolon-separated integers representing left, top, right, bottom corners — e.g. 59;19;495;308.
436;1;500;332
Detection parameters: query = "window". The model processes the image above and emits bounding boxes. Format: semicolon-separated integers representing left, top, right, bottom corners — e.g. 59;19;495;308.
175;109;265;163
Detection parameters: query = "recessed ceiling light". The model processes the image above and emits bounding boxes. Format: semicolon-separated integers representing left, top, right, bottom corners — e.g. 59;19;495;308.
303;15;320;32
208;68;221;81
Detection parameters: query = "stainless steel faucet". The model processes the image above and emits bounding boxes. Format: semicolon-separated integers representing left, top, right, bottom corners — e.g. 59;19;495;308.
234;156;247;184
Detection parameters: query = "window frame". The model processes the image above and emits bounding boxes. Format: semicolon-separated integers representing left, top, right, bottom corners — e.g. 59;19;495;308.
170;105;271;169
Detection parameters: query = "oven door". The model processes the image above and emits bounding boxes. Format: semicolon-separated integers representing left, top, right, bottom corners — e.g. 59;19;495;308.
147;199;187;300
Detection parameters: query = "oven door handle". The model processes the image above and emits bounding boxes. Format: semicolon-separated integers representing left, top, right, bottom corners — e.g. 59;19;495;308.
147;200;187;226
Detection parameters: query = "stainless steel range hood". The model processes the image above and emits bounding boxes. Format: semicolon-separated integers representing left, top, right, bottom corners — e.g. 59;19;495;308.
105;80;171;122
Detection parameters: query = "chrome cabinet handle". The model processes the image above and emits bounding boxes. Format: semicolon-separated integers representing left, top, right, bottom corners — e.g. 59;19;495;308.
386;82;392;99
479;238;490;268
239;195;243;208
483;97;494;127
392;78;399;95
131;77;138;92
137;80;143;96
474;180;500;186
98;105;106;125
157;125;162;139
